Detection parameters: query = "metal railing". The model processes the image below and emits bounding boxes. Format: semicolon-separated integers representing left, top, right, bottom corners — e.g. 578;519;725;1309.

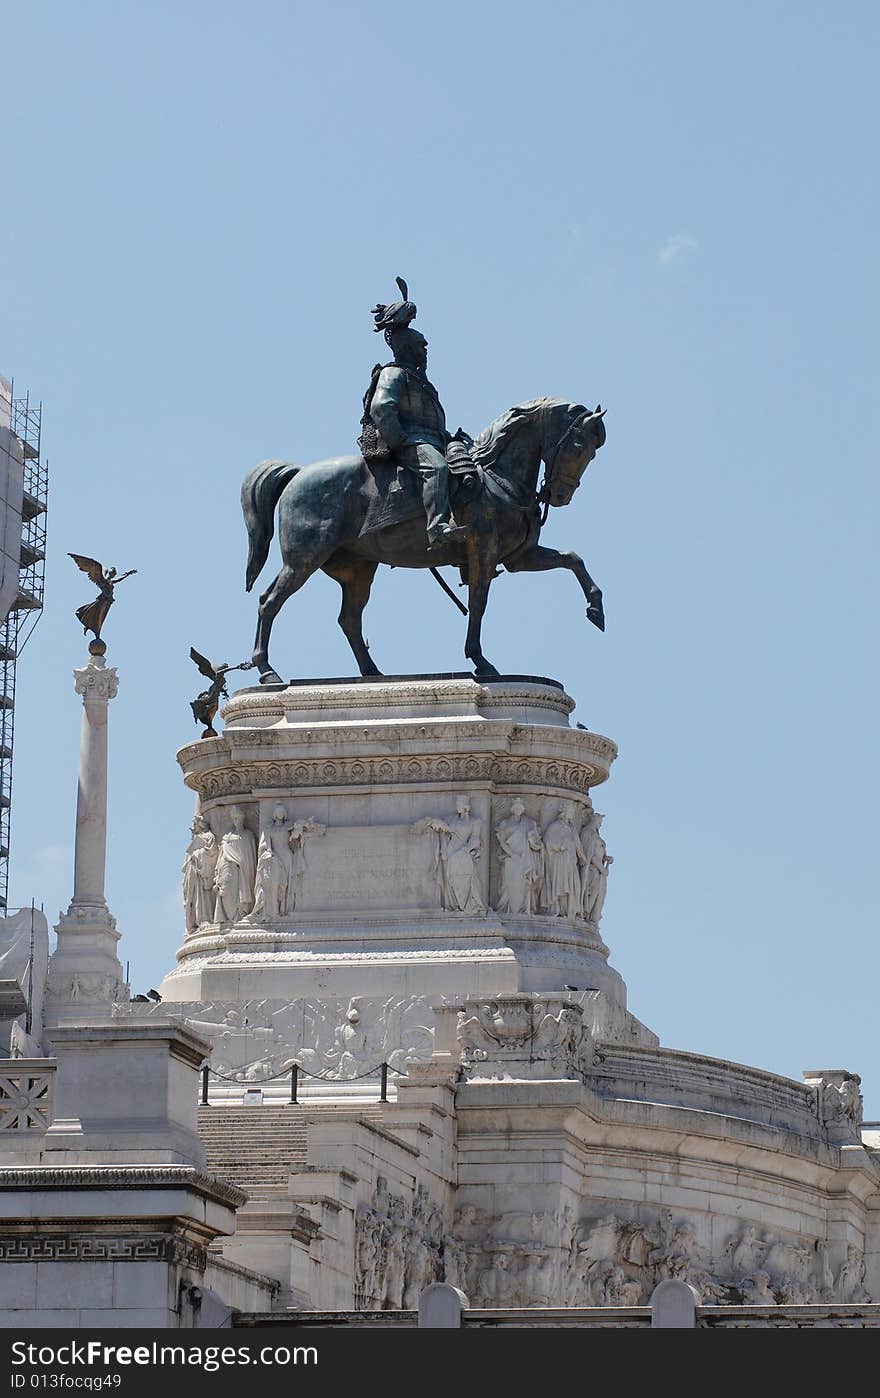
199;1059;398;1106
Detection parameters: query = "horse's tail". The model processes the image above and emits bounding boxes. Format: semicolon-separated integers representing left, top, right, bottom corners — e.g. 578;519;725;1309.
241;459;301;591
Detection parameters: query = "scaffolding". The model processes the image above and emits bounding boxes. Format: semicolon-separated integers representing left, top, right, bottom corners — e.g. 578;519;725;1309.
0;392;47;910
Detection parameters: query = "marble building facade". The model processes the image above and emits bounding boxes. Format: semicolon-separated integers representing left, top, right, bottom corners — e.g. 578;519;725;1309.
0;671;876;1327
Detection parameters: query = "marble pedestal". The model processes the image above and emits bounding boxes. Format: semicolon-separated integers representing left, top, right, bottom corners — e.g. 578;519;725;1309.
158;676;653;1082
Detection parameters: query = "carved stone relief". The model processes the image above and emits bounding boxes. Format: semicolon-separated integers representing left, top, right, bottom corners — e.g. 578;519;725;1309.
147;994;439;1083
412;798;485;913
440;1204;874;1308
539;802;586;918
489;797;612;926
456;994;596;1081
580;809;612;924
0;1068;54;1132
213;805;257;923
804;1070;864;1139
190;752;607;805
182;814;218;933
494;799;543;914
244;805;325;922
355;1178;444;1310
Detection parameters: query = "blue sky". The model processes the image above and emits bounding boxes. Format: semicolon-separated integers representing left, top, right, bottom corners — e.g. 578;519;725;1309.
3;2;878;1110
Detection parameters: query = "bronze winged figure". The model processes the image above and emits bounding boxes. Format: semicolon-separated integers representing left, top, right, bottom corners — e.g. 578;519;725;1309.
69;554;137;654
189;648;253;738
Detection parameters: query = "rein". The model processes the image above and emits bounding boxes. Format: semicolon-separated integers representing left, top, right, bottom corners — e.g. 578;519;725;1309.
480;465;541;512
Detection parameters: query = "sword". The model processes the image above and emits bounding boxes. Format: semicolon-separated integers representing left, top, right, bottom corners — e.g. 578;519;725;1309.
429;566;468;616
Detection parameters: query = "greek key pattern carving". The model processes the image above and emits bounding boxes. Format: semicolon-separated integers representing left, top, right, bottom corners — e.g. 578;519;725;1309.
0;1234;208;1269
189;754;603;801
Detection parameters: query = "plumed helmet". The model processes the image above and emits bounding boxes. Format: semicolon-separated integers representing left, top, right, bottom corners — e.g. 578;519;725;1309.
371;276;418;336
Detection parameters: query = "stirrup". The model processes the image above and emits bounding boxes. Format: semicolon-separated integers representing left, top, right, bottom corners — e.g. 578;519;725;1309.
428;522;467;545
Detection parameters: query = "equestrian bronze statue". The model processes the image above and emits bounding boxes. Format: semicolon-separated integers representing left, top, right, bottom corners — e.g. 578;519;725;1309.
242;280;606;683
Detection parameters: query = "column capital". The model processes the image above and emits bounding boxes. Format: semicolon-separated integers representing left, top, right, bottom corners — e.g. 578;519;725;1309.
74;656;119;702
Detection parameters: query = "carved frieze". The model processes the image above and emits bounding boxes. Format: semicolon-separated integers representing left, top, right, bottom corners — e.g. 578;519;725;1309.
148;994;439;1083
441;1204;875;1308
188;753;604;802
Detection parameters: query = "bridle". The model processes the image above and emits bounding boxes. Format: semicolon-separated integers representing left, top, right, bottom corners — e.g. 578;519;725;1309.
537;407;605;524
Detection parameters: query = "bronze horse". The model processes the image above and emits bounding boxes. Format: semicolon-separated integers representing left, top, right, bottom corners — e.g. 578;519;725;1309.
242;396;606;683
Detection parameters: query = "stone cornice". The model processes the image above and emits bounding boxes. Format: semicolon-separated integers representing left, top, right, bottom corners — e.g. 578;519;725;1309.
223;676;572;717
0;1164;246;1207
47;1021;213;1069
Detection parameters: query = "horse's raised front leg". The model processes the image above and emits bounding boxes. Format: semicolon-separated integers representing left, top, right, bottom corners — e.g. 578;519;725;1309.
323;558;382;677
464;541;501;676
253;560;319;684
504;544;605;631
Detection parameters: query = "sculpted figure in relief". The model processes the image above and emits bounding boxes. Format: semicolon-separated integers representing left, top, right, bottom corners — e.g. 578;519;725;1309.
478;1252;515;1304
182;814;219;931
836;1075;863;1128
213;806;257;922
246;806;324;921
741;1270;777;1305
248;804;293;920
287;816;326;910
581;810;613;924
540;803;586;918
414;798;485;913
835;1246;869;1303
382;1196;407;1309
355;1177;446;1311
726;1225;766;1279
325;999;371;1078
494;799;544;914
602;1266;643;1306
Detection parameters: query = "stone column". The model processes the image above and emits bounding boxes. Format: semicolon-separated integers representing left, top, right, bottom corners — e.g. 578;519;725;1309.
45;652;126;1021
69;654;117;911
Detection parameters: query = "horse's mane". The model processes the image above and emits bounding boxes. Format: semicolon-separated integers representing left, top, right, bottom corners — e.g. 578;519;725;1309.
470;397;582;471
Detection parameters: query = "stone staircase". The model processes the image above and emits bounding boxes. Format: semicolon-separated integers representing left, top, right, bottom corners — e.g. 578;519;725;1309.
198;1105;309;1186
197;1103;387;1188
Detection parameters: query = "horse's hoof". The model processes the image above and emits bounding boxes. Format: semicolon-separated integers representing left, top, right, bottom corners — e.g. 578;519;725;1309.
258;668;284;686
472;663;501;678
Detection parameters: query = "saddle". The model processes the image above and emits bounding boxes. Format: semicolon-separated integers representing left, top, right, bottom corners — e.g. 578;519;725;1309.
358;436;479;539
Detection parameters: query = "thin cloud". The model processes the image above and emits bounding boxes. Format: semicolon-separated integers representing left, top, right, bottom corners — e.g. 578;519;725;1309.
657;233;698;265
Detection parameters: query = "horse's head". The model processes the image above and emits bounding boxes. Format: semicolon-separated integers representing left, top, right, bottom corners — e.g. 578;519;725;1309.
471;397;606;509
540;402;607;508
